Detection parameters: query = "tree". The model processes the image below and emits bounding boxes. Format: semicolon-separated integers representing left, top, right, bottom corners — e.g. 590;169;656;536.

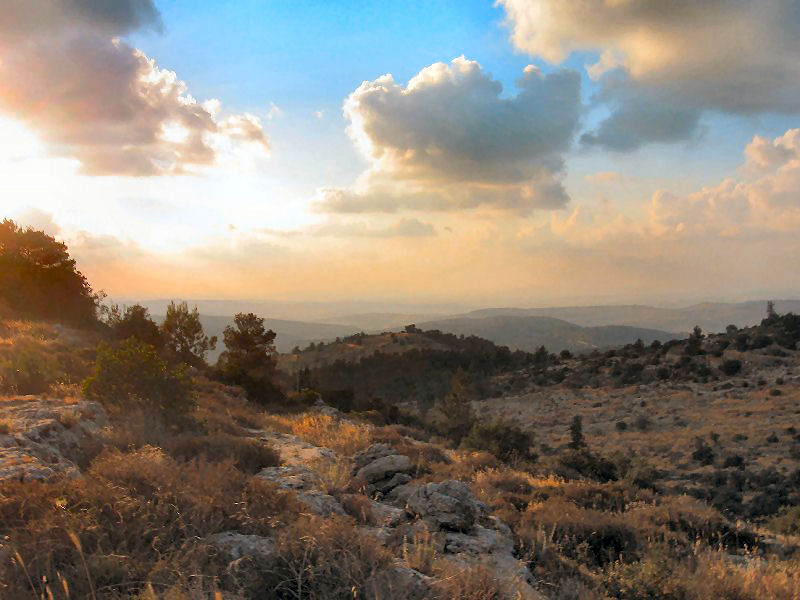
0;219;98;325
685;325;704;356
82;338;192;418
160;301;216;368
105;304;163;349
434;367;476;445
216;312;283;404
568;415;586;449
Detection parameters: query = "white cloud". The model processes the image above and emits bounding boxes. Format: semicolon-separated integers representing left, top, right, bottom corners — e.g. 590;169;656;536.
0;1;269;176
318;57;581;213
499;0;800;150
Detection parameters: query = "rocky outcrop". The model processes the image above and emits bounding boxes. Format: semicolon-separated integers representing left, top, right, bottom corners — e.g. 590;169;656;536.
405;480;478;532
258;465;345;517
353;443;415;496
206;532;276;562
0;396;106;482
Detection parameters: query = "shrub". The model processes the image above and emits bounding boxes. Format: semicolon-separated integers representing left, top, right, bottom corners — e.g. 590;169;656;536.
558;448;618;482
82;338;193;418
719;359;742;376
0;336;64;393
691;438;715;466
460;420;536;462
265;515;393;599
167;433;280;474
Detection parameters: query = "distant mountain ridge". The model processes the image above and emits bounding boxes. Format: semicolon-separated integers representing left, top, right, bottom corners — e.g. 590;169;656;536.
414;315;677;353
148;299;800;361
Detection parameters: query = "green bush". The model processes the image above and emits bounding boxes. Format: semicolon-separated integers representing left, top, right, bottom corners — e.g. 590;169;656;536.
719;359;742;376
460;420;536;462
82;338;193;418
0;336;64;394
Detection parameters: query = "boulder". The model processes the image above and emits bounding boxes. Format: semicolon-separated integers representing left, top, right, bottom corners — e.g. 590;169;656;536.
369;566;433;600
206;532;276;561
353;443;397;472
357;454;412;484
354;451;415;496
405;480;478;532
257;465;345;517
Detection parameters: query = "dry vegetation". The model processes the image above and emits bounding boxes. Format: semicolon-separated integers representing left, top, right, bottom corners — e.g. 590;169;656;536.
2;315;800;599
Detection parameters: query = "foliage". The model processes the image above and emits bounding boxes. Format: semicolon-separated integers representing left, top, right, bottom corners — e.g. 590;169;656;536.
0;336;64;394
460;420;536;462
82;338;193;418
216;312;284;404
0;219;98;326
433;368;476;445
160;301;216;368
569;414;586;449
104;303;163;349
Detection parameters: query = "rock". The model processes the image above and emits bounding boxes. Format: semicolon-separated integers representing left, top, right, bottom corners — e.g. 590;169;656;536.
357;454;412;484
255;431;335;468
353;443;397;472
443;525;514;557
370;566;433;600
0;396;106;483
405;480;478;532
387;482;422;506
373;472;412;494
296;490;346;516
257;465;345;516
206;532;276;561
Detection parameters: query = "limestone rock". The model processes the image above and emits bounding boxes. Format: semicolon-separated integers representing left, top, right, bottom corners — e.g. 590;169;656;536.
353;443;397;472
405;480;478;532
207;532;276;561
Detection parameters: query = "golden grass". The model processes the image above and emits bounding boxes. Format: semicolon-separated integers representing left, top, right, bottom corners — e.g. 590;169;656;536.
261;413;373;455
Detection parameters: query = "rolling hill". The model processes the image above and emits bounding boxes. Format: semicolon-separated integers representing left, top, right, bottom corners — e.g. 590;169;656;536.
415;315;678;353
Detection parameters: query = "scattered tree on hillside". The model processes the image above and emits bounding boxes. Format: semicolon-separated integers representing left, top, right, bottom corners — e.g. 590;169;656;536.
105;304;163;349
0;219;98;325
569;415;586;449
685;325;704;356
434;367;476;444
160;301;216;368
216;312;284;404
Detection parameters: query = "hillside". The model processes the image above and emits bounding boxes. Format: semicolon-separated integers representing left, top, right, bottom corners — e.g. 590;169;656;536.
465;299;800;334
2;314;800;599
415;315;677;353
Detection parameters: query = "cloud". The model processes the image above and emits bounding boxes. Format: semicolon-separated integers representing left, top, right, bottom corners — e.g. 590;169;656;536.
499;0;800;150
263;218;437;239
0;1;269;176
11;208;62;236
0;0;162;37
318;57;581;213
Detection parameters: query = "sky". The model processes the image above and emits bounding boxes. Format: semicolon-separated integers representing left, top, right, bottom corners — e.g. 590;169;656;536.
2;0;800;310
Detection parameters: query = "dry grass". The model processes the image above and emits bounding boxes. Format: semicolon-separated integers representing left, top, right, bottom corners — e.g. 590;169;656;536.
0;416;13;434
602;547;800;600
261;413;373;455
307;456;353;494
0;446;302;599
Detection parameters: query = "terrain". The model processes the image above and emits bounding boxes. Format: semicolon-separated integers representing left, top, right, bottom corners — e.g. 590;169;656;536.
3;220;800;599
2;311;800;599
143;299;800;360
